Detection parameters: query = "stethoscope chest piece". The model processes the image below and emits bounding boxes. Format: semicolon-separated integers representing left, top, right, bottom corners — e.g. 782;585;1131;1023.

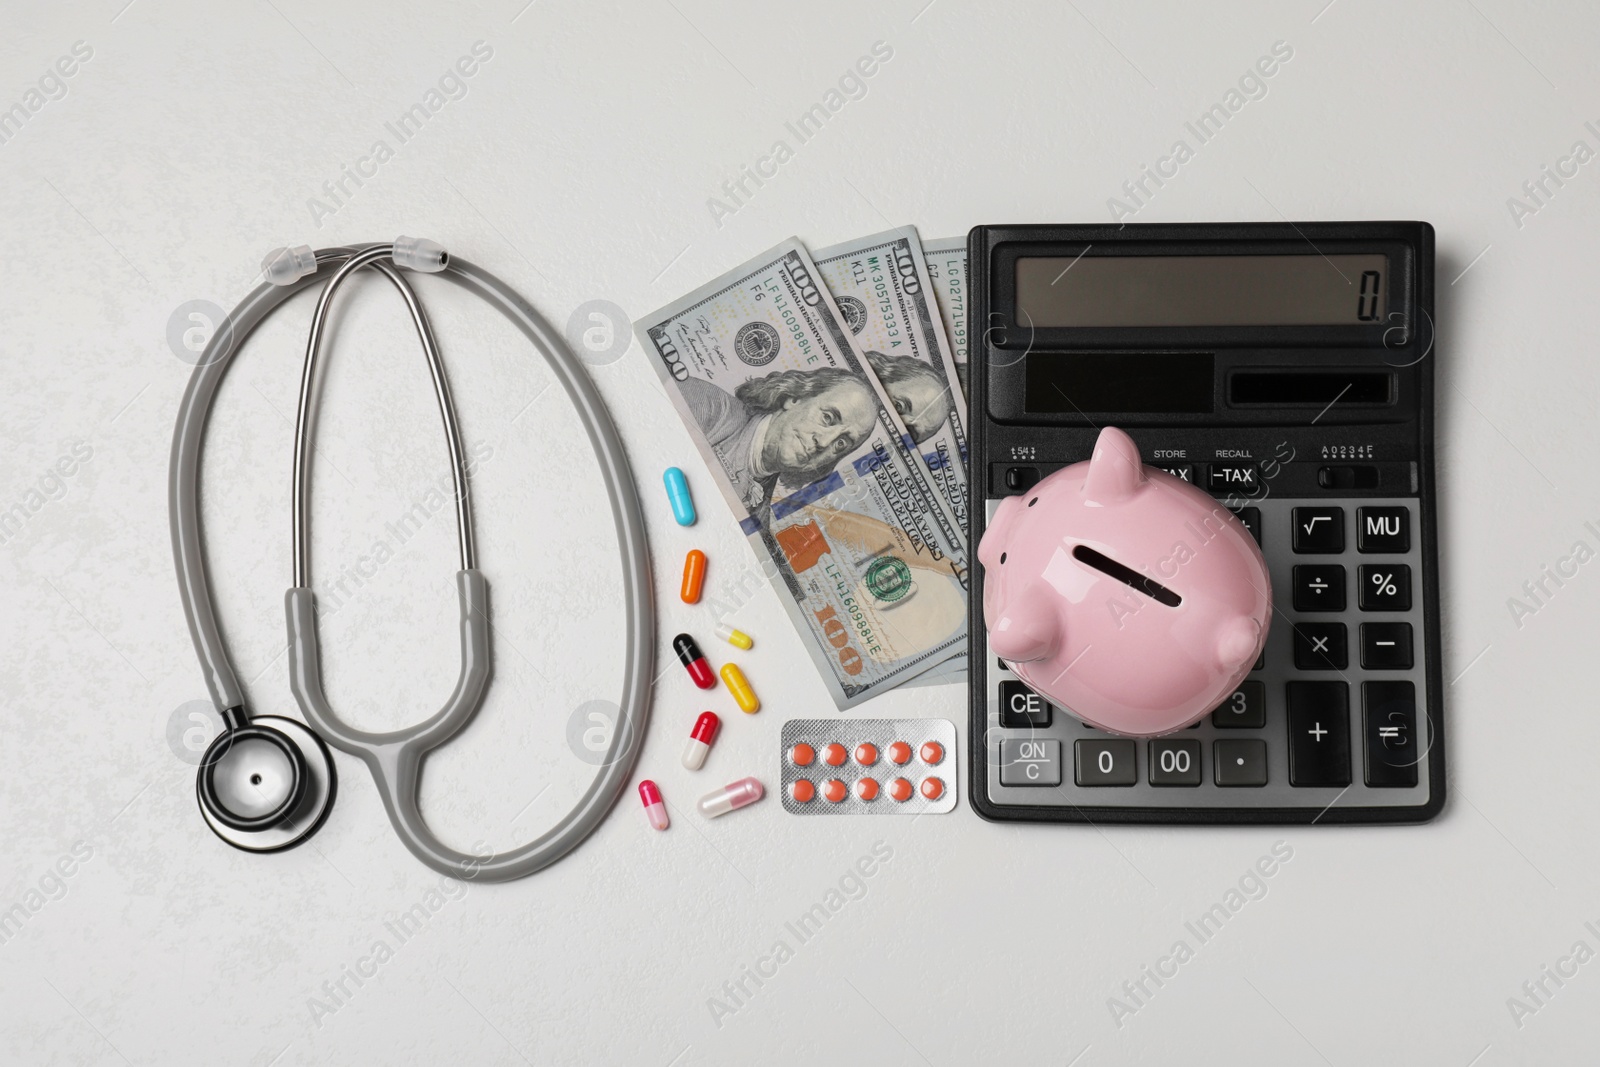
197;712;336;853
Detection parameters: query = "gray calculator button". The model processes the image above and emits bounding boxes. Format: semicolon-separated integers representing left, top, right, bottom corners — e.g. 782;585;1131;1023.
1214;739;1268;787
999;739;1062;786
1075;739;1137;786
1212;681;1266;728
1149;739;1202;786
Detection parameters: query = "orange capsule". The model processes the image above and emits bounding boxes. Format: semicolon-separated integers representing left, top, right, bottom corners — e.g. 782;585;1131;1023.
680;549;707;604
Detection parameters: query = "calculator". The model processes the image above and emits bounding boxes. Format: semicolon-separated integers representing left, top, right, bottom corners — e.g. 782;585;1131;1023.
965;222;1443;824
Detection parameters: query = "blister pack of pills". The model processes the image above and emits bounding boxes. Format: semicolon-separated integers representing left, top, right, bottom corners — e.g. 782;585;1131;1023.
780;719;957;816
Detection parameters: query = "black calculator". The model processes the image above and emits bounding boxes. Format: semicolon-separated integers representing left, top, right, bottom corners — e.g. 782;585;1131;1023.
965;222;1443;824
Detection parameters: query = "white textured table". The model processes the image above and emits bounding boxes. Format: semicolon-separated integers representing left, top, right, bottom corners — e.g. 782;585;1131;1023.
2;2;1597;1063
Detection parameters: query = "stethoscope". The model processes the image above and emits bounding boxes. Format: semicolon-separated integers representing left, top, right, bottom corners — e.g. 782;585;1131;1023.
170;238;653;881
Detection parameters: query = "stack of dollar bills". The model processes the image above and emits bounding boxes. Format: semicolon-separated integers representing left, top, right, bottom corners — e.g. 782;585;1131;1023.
635;228;971;709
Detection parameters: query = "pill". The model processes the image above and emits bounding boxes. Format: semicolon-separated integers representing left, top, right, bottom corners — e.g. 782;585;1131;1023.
855;777;880;801
680;549;707;604
791;780;816;803
638;780;669;831
920;741;945;765
663;467;696;526
888;778;914;802
854;743;878;766
682;711;720;770
822;743;848;767
790;743;816;767
887;741;912;765
699;776;763;818
823;779;848;803
673;633;716;690
715;623;754;650
920;777;945;800
721;662;759;713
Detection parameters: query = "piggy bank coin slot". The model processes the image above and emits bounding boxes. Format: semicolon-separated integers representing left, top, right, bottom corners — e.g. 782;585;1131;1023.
1071;545;1182;607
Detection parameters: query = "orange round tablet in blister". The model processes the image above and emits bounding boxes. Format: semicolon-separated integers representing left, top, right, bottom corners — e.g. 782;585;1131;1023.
823;779;848;803
887;741;912;765
920;741;944;765
888;777;913;802
854;743;878;766
790;743;815;767
855;777;879;801
822;743;848;767
791;780;815;803
920;777;944;800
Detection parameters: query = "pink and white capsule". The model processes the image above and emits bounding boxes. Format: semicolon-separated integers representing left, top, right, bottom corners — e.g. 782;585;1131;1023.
698;776;763;818
682;711;721;770
638;780;669;831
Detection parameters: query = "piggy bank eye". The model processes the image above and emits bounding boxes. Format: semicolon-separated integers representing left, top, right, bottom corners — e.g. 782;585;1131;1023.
999;552;1007;564
1028;497;1038;507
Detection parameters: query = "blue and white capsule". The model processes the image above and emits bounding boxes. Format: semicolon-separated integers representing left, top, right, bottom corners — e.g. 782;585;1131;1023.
663;467;696;526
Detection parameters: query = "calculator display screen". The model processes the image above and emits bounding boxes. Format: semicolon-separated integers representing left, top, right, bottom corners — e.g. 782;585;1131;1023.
1015;254;1388;327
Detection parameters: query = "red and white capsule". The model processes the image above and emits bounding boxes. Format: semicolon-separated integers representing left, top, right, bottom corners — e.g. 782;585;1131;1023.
638;779;669;831
682;711;720;770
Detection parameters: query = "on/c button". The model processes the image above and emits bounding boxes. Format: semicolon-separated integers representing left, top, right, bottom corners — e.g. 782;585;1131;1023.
999;739;1062;786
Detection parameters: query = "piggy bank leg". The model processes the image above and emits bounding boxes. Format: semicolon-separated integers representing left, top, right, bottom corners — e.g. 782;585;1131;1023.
988;579;1062;664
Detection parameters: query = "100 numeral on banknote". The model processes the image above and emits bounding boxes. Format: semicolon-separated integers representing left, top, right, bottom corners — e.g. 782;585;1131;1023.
637;239;967;707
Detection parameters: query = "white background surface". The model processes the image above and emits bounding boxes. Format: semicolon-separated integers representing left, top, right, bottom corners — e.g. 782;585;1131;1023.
2;1;1598;1063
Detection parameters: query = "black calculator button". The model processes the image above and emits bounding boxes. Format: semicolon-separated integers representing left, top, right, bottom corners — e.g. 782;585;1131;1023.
1230;506;1261;546
1212;681;1266;728
1157;464;1194;484
1363;681;1419;787
1292;507;1345;553
1293;623;1348;670
998;681;1053;728
1360;623;1414;669
1214;739;1268;787
1293;564;1346;611
1149;739;1202;786
1358;564;1411;611
1357;507;1410;553
1287;681;1352;787
1005;466;1039;493
1208;463;1259;493
1075;739;1137;786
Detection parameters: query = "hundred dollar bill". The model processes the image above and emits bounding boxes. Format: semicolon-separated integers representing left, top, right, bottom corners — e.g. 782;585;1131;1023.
923;237;969;399
814;227;971;537
636;238;968;707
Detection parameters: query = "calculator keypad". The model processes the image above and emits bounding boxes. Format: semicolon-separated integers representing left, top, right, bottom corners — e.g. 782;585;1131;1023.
984;497;1431;813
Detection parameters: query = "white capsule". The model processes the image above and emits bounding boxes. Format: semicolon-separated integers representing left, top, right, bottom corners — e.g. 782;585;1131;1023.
698;776;763;818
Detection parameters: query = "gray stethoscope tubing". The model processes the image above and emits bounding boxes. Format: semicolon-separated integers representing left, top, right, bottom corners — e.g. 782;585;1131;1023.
170;243;654;881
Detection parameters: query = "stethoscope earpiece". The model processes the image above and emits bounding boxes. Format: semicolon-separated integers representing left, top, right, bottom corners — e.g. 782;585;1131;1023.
196;710;336;853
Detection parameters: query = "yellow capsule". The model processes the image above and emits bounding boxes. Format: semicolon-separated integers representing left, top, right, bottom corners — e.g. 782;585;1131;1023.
720;662;760;713
716;623;753;650
681;549;707;604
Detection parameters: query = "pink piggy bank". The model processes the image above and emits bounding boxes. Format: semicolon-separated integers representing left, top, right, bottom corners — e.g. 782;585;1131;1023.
979;426;1271;737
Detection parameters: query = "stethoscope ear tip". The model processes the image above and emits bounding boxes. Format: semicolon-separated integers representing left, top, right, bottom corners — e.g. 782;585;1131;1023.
197;714;336;853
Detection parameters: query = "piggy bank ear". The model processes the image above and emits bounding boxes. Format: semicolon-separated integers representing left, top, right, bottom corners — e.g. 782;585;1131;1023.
978;495;1022;569
1083;426;1145;505
987;579;1062;664
1215;616;1261;669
